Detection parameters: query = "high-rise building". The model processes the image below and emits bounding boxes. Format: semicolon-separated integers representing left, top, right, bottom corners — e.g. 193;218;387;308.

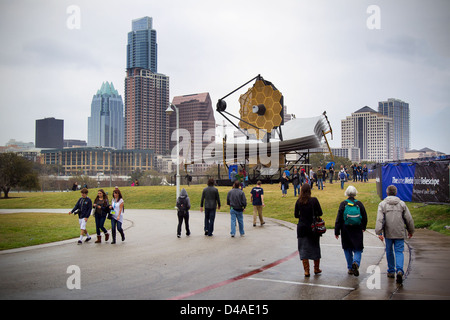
341;106;393;162
378;98;410;160
88;81;124;150
125;69;170;153
124;17;170;154
35;117;64;149
170;93;216;159
127;16;157;73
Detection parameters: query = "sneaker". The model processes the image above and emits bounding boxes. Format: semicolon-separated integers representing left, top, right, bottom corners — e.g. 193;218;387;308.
396;271;403;284
387;272;395;278
85;236;91;242
352;262;359;277
231;234;235;238
348;269;354;275
177;234;181;238
77;240;82;245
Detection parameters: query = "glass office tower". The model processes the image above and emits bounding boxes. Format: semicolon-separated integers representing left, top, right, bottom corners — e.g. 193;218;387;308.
378;98;410;160
88;82;124;150
127;16;157;73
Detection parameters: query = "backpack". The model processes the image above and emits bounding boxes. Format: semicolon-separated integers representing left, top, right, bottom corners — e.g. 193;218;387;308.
339;171;346;180
177;197;188;214
343;199;362;226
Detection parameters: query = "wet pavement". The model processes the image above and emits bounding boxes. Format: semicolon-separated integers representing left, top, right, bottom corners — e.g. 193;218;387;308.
0;209;447;300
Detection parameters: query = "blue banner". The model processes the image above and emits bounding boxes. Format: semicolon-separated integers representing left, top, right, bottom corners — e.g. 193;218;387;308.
381;163;416;201
378;161;449;203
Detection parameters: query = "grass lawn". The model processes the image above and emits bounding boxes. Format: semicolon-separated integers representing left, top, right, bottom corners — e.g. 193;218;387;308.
1;180;449;249
0;212;98;250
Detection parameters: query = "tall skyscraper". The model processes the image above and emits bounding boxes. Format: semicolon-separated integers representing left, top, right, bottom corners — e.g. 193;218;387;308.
35;117;64;149
341;106;393;162
378;98;410;160
127;17;157;73
171;93;216;158
88;81;124;150
124;17;170;154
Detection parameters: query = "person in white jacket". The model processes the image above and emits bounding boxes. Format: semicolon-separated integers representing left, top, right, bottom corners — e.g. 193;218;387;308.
375;185;415;284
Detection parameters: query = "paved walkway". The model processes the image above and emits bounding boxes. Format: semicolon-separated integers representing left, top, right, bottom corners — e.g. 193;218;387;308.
0;209;447;300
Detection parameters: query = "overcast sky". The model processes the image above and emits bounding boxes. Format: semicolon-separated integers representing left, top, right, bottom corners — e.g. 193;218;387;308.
0;0;449;154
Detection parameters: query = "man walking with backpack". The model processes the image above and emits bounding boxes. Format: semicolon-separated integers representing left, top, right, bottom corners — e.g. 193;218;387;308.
375;185;414;284
335;186;367;276
176;188;191;238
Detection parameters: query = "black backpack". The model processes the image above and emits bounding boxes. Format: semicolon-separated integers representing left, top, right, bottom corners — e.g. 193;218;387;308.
177;197;188;214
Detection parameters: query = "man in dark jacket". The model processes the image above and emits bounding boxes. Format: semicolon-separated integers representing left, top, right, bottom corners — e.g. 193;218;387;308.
69;188;92;244
334;186;368;276
200;178;221;236
227;180;247;237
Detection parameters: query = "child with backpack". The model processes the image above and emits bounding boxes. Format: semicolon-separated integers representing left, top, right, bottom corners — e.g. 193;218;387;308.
334;186;368;276
339;167;347;190
176;188;191;238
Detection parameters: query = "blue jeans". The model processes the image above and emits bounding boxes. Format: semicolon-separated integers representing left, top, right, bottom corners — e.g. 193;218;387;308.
385;238;405;274
111;218;124;241
94;214;108;236
340;179;345;189
344;248;362;270
230;208;245;236
294;184;300;196
317;178;323;190
204;208;216;236
281;185;287;195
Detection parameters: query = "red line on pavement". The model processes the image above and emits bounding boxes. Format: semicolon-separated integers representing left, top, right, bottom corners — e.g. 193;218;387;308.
167;250;298;300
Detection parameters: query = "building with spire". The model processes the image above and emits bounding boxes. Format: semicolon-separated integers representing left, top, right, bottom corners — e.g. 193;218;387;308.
88;81;124;150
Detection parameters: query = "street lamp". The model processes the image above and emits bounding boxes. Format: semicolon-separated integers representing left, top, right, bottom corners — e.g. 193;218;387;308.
165;103;180;200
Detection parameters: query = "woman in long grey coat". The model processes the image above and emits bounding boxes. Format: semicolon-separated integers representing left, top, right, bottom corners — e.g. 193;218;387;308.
335;186;368;276
294;183;323;277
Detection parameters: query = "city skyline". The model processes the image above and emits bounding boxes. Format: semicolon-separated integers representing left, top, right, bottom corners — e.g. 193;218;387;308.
0;0;449;154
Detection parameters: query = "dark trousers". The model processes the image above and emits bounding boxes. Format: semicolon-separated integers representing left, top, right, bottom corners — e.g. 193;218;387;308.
95;214;108;236
111;219;124;241
177;211;190;236
204;208;216;236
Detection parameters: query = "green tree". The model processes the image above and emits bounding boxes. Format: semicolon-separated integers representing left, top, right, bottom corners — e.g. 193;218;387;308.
0;153;40;198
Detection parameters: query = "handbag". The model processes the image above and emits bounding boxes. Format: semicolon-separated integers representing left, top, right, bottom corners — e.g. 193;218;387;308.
311;209;326;235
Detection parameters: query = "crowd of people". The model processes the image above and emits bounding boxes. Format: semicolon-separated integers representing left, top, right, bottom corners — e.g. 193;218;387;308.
68;171;414;284
270;163;371;197
175;176;414;283
293;182;414;284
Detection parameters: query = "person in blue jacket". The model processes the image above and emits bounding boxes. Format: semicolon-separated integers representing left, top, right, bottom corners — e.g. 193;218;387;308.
69;188;92;244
